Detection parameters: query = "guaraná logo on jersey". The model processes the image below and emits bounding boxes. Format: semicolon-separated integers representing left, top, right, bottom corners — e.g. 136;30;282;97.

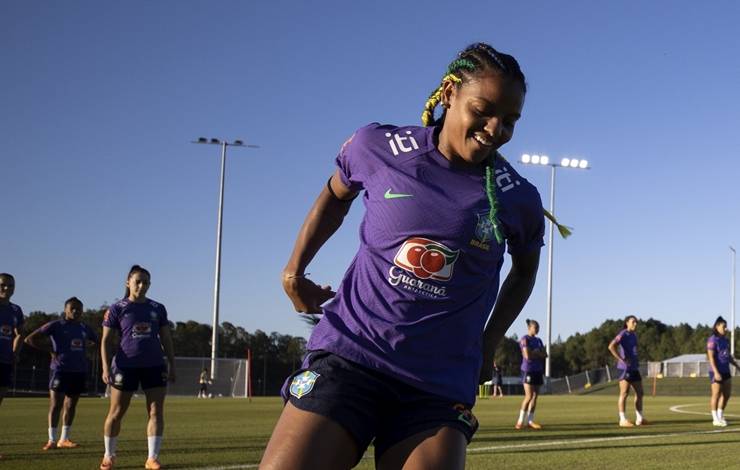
132;322;152;338
70;338;83;350
393;237;459;281
0;325;13;338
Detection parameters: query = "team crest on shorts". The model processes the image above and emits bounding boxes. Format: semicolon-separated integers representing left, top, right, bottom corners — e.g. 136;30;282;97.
289;371;320;399
114;373;124;385
52;379;61;388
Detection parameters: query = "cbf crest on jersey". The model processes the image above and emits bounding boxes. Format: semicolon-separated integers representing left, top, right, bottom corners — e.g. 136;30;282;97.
470;212;494;251
289;370;320;399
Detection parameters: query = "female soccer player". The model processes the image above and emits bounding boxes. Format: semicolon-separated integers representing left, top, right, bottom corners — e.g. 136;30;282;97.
25;296;97;450
198;367;210;398
608;315;648;427
99;265;176;470
492;361;504;398
0;273;24;460
515;319;546;429
260;42;545;469
707;316;740;427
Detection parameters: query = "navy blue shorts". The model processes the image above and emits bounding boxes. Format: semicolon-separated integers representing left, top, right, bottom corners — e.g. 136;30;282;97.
709;371;732;384
618;369;642;383
0;362;12;387
521;371;544;386
281;351;478;462
49;370;87;395
111;365;168;392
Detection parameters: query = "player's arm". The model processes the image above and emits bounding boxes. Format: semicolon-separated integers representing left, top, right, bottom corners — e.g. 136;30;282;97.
479;248;540;382
608;339;624;364
159;324;176;382
100;326;116;384
24;327;52;353
12;326;24;360
706;346;722;379
282;169;358;314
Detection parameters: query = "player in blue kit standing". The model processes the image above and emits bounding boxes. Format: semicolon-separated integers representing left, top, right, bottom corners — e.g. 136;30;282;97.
608;315;648;427
260;42;546;469
515;319;546;429
0;273;24;460
25;296;97;450
99;266;176;470
707;316;740;426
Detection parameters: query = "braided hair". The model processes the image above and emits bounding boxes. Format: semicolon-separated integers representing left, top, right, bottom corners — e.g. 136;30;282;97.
421;43;526;244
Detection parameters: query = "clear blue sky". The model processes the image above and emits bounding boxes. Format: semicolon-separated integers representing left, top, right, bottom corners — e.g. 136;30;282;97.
2;1;739;343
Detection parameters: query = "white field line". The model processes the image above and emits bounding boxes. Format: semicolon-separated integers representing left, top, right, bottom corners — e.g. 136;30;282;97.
669;403;740;418
188;404;740;468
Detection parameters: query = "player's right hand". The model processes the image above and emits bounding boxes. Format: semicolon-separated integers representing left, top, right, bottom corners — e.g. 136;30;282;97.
102;370;111;385
282;275;335;314
714;371;722;382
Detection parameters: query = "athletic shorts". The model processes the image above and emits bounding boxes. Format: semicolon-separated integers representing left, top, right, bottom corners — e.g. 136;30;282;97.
200;383;208;393
280;350;478;463
521;371;544;386
111;365;168;392
709;371;732;384
49;370;87;395
618;369;642;383
493;376;502;386
0;362;12;387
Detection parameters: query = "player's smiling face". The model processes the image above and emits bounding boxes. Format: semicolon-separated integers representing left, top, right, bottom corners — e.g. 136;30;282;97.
127;272;151;302
438;72;524;166
64;301;83;322
626;317;638;332
0;276;14;304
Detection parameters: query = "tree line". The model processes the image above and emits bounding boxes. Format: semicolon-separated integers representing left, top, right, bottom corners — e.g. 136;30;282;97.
16;306;734;392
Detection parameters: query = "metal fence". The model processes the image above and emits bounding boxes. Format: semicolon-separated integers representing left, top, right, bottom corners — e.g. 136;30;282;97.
547;362;648;395
8;356;250;398
648;361;736;378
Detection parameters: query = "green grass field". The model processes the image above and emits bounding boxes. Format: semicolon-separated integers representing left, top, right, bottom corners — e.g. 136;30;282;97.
1;393;738;469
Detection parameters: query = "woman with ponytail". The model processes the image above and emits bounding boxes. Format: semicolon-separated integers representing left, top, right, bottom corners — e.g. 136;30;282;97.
515;319;546;429
99;265;175;470
707;316;740;426
261;42;544;469
608;315;648;427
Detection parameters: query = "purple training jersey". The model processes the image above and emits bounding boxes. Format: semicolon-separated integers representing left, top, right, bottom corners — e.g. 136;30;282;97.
307;123;545;405
613;329;639;371
520;335;545;373
35;319;97;372
103;298;168;368
707;334;731;374
0;303;24;365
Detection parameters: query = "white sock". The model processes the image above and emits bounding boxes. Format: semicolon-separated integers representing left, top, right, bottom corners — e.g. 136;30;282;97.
147;436;162;459
48;427;57;442
712;410;719;421
718;409;725;420
60;425;71;441
528;411;535;423
619;412;627;422
104;436;117;458
517;409;526;424
635;410;644;422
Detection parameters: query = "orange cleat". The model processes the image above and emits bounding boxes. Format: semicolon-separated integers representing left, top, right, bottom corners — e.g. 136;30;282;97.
528;421;543;430
42;441;57;451
514;422;525;430
145;457;162;469
56;439;79;449
619;419;635;427
100;455;115;470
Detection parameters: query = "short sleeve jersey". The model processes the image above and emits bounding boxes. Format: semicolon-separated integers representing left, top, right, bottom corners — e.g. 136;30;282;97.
103;298;169;368
307;123;545;404
519;335;545;373
707;334;731;374
0;303;24;364
36;319;97;372
613;329;639;371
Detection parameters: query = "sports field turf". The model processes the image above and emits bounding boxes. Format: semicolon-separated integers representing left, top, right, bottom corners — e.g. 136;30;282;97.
0;394;737;469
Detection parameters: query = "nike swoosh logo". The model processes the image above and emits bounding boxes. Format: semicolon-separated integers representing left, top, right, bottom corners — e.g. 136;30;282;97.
384;189;413;199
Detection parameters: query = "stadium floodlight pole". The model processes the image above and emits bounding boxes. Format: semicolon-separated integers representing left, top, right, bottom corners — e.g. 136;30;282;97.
192;137;259;381
731;246;736;356
520;153;590;378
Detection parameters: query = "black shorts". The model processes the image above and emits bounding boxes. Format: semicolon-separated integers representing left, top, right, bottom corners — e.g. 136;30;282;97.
280;351;478;463
49;370;87;395
618;369;642;383
111;365;168;392
709;371;732;384
0;362;12;387
522;371;544;386
200;383;208;392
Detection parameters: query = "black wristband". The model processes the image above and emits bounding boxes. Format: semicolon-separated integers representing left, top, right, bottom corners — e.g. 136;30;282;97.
327;176;359;202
